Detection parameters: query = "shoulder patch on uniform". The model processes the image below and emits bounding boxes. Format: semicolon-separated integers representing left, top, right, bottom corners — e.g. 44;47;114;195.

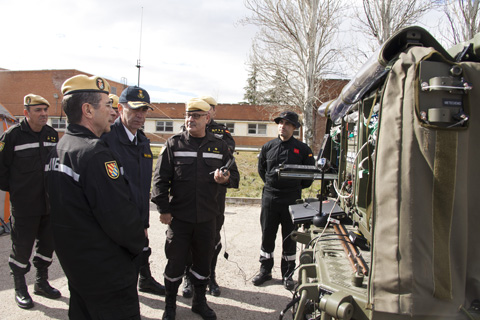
105;161;120;179
143;153;152;158
308;153;313;157
0;142;4;152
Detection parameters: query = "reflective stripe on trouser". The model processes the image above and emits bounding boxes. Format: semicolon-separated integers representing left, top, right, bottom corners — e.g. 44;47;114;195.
184;213;224;275
164;218;215;285
281;254;296;279
9;214;54;275
259;189;299;274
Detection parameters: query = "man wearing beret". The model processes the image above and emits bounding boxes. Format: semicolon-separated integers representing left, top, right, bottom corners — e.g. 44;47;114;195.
44;75;145;319
253;111;315;290
181;95;237;299
0;94;60;309
151;98;239;320
102;86;165;296
109;93;120;121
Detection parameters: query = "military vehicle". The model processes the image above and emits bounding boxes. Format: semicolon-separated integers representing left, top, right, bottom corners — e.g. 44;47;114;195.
277;26;480;320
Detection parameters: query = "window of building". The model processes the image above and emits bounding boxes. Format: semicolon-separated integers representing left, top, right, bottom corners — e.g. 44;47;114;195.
248;123;267;135
156;121;173;132
51;118;66;130
219;122;235;135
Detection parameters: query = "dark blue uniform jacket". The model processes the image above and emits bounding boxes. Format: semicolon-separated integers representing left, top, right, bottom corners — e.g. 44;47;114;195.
102;118;153;228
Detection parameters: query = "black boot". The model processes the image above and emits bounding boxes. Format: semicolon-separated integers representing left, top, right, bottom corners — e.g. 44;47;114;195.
12;273;34;309
139;247;166;295
253;258;274;286
182;273;193;298
208;277;220;297
33;267;61;299
208;246;221;296
163;279;180;320
139;263;166;296
281;259;296;290
192;284;217;320
252;264;272;286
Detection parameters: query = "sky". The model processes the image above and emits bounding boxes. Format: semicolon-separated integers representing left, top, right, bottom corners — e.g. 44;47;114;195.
0;0;258;103
0;0;450;105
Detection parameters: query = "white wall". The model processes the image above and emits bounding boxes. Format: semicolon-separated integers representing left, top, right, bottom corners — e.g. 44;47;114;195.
145;119;279;138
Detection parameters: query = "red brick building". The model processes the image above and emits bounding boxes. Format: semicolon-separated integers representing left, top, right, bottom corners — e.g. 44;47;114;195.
0;68;347;152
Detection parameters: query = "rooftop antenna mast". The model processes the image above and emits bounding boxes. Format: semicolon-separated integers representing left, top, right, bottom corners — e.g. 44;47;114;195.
136;7;144;86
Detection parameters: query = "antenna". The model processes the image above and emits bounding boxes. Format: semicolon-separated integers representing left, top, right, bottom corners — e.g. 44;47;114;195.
136;7;144;86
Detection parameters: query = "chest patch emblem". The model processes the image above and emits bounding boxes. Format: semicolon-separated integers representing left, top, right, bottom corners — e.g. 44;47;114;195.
0;142;4;152
294;148;300;154
105;161;120;179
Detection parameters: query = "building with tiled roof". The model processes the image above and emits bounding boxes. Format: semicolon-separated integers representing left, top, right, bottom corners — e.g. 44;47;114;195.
0;68;348;151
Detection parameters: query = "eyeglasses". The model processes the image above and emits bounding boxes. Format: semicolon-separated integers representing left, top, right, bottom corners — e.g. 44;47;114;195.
185;113;207;120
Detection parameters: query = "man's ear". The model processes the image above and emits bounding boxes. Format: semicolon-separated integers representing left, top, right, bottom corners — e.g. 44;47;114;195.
82;103;94;119
23;109;29;118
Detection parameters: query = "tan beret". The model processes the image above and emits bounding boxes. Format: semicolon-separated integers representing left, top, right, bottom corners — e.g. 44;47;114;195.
186;98;210;112
199;95;217;107
61;75;110;96
24;94;50;107
109;94;119;109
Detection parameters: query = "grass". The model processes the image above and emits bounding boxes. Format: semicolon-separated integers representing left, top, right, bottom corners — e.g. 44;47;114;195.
226;151;263;198
151;148;322;199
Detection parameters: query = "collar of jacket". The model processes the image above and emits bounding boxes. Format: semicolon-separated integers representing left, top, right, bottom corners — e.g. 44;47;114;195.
277;135;296;144
180;130;216;145
20;118;47;135
207;119;218;128
66;123;98;139
111;118;148;145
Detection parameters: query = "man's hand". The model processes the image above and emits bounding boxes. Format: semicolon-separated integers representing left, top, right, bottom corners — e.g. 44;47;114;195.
160;213;173;225
214;169;230;185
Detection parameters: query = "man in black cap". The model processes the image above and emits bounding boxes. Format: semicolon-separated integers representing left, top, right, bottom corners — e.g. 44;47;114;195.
102;85;165;296
152;98;239;320
253;110;315;290
0;94;60;309
45;75;145;319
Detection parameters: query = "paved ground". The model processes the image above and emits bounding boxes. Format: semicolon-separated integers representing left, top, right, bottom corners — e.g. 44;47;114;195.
0;204;297;320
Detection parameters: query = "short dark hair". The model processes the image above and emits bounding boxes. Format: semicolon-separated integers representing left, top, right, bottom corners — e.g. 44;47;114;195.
62;92;102;124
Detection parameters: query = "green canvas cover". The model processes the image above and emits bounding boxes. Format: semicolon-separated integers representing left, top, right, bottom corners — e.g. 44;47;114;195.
371;45;480;318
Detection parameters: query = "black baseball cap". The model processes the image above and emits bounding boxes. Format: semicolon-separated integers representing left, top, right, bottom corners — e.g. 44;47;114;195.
119;86;153;110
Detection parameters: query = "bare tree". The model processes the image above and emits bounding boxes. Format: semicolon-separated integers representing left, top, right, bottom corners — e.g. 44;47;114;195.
354;0;439;45
242;0;344;146
443;0;480;45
